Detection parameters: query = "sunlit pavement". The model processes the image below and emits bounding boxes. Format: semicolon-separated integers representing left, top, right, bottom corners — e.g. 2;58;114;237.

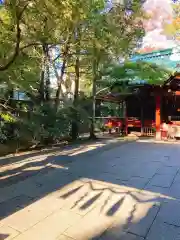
1;141;180;239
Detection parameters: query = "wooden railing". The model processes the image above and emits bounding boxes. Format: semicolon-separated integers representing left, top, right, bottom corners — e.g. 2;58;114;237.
142;127;155;136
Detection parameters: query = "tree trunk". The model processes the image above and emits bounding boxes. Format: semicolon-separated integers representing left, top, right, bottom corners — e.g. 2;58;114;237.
71;27;80;141
44;45;51;102
38;44;47;103
7;87;15;138
89;57;98;140
89;75;97;139
55;43;70;110
71;56;80;140
39;67;45;103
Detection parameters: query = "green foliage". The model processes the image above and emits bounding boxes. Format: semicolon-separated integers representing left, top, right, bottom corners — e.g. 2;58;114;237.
162;2;180;41
0;112;15;123
26;105;72;143
0;122;9;143
101;61;172;86
0;112;16;143
0;99;90;147
0;0;155;150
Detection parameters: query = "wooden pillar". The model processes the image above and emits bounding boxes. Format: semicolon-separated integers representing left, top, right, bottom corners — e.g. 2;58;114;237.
124;100;128;135
155;95;161;140
141;102;144;136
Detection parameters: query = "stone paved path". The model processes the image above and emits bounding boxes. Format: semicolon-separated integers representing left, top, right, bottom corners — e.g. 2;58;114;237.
1;140;180;239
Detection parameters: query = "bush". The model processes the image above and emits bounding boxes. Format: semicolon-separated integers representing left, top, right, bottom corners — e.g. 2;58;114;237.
16;103;73;145
0;112;15;143
0;98;91;152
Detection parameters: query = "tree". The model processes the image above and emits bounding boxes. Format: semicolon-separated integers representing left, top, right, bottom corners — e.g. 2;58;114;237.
103;61;172;84
0;0;29;71
97;61;172;98
83;1;145;138
0;0;152;148
163;2;180;42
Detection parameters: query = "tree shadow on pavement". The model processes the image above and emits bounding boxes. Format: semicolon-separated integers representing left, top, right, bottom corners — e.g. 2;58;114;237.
0;139;124;188
0;234;9;240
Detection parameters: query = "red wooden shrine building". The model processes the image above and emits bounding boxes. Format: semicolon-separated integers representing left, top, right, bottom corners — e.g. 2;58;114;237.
96;48;180;139
96;72;180;139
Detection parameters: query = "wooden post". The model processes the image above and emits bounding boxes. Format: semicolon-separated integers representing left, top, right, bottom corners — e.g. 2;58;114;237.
124;100;128;135
155;95;161;140
141;101;144;136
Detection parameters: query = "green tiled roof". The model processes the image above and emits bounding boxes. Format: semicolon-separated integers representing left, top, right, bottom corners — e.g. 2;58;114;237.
131;48;180;72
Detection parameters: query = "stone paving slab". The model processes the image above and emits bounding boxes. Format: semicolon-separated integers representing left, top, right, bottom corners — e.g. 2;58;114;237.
156;200;180;227
11;210;81;240
131;167;160;179
126;204;159;237
0;195;34;222
169;182;180;199
147;174;174;188
163;158;180;167
64;205;114;240
0;225;20;240
146;220;180;240
157;166;179;175
0;195;66;232
121;176;149;189
173;173;180;183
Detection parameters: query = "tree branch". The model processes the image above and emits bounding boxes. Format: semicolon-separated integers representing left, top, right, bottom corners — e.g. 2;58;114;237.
20;42;42;51
0;3;29;71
